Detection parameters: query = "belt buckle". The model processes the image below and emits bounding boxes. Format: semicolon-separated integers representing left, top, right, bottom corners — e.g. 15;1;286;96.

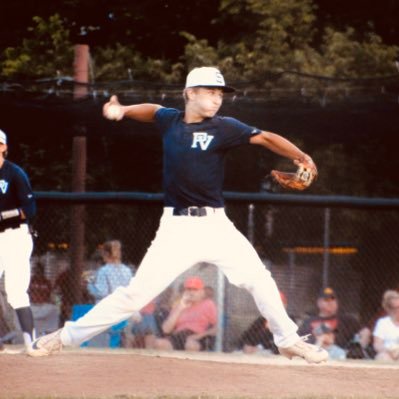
188;206;199;216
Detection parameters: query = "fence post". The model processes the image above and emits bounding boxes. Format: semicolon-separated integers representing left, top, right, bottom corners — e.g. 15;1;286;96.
322;207;331;287
248;203;255;244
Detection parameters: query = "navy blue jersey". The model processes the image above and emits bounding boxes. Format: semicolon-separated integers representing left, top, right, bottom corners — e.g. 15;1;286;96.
155;108;261;208
0;160;36;228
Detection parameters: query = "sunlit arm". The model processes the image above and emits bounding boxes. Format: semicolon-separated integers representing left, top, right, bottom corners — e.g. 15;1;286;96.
250;130;313;164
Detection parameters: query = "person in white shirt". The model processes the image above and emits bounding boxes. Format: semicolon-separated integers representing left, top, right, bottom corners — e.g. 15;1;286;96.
373;290;399;361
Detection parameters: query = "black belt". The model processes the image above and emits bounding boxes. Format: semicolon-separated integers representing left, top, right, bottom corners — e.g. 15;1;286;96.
0;222;26;233
173;207;216;217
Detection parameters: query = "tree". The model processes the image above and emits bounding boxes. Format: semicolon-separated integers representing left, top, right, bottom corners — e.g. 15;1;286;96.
1;14;74;79
177;0;398;90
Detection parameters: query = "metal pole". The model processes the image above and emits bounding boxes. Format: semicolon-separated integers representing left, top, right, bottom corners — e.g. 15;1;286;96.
322;207;331;287
288;251;295;315
248;203;255;244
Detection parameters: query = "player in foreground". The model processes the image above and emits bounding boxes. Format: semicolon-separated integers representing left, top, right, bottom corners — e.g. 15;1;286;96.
28;66;327;363
0;129;37;351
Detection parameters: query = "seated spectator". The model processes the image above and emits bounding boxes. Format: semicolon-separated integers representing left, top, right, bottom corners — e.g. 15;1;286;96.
54;262;94;324
313;323;346;360
123;285;175;349
237;291;289;355
154;276;217;352
373;289;399;361
123;301;159;349
298;287;363;350
28;262;59;337
87;240;134;302
345;326;376;360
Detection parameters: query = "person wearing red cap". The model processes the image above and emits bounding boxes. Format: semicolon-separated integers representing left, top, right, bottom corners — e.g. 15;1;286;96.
154;276;217;351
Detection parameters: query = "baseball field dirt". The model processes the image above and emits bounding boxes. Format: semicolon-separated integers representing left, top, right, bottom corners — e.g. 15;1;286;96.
1;348;398;398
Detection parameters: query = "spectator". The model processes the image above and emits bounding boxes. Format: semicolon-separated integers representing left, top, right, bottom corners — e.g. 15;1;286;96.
373;290;399;361
87;240;134;302
80;240;134;347
28;263;59;337
54;263;94;324
122;301;158;349
345;326;376;360
298;287;362;350
123;285;176;349
313;323;346;360
237;291;289;355
154;276;217;352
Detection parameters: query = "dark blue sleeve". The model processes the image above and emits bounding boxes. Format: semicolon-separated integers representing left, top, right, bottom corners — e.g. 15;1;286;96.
218;116;261;150
154;107;181;132
13;165;36;220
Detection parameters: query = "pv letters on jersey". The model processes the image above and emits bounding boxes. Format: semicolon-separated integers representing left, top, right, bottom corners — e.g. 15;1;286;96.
0;179;8;194
191;132;214;151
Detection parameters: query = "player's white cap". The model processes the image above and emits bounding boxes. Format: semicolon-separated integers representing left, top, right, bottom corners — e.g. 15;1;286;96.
185;66;235;92
0;129;7;144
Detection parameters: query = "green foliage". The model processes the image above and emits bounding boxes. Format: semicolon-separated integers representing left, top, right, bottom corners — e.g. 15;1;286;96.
321;28;399;77
0;1;397;86
1;14;74;79
91;44;183;83
178;0;398;89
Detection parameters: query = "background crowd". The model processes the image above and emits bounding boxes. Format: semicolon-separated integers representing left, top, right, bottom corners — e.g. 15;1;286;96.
1;237;398;361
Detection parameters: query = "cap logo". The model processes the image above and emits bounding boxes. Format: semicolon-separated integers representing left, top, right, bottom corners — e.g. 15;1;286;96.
215;71;224;85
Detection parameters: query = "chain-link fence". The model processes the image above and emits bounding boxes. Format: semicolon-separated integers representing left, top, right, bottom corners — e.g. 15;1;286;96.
1;192;399;354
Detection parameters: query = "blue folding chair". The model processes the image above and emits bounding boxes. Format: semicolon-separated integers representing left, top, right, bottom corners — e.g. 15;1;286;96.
71;304;127;348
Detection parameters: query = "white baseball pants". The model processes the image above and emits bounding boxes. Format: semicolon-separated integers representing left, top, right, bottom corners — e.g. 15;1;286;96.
62;208;299;348
0;224;33;308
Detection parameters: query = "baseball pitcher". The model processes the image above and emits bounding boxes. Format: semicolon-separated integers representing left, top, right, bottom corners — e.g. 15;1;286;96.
29;67;325;363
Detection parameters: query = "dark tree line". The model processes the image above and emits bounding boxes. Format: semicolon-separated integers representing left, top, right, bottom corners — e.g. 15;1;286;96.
0;0;398;197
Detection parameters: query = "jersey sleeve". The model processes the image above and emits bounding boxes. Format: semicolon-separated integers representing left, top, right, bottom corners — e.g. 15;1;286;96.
13;164;36;220
218;116;261;150
154;107;181;132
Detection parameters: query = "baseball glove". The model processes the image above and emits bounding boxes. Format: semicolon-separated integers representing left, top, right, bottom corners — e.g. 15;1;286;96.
270;158;317;191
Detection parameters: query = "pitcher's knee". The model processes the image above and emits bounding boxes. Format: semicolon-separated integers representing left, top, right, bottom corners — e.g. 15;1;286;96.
8;294;30;310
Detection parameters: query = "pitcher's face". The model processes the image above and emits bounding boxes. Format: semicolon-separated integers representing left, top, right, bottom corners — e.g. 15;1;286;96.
189;87;224;118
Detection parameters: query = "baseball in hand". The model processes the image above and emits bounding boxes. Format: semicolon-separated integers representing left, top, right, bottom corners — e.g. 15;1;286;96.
106;104;123;120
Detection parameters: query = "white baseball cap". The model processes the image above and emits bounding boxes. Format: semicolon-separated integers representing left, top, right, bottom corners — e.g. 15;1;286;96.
0;129;7;144
185;67;235;92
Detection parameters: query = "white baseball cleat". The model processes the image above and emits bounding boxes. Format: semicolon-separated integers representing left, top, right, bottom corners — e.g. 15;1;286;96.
279;336;329;364
27;329;63;357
